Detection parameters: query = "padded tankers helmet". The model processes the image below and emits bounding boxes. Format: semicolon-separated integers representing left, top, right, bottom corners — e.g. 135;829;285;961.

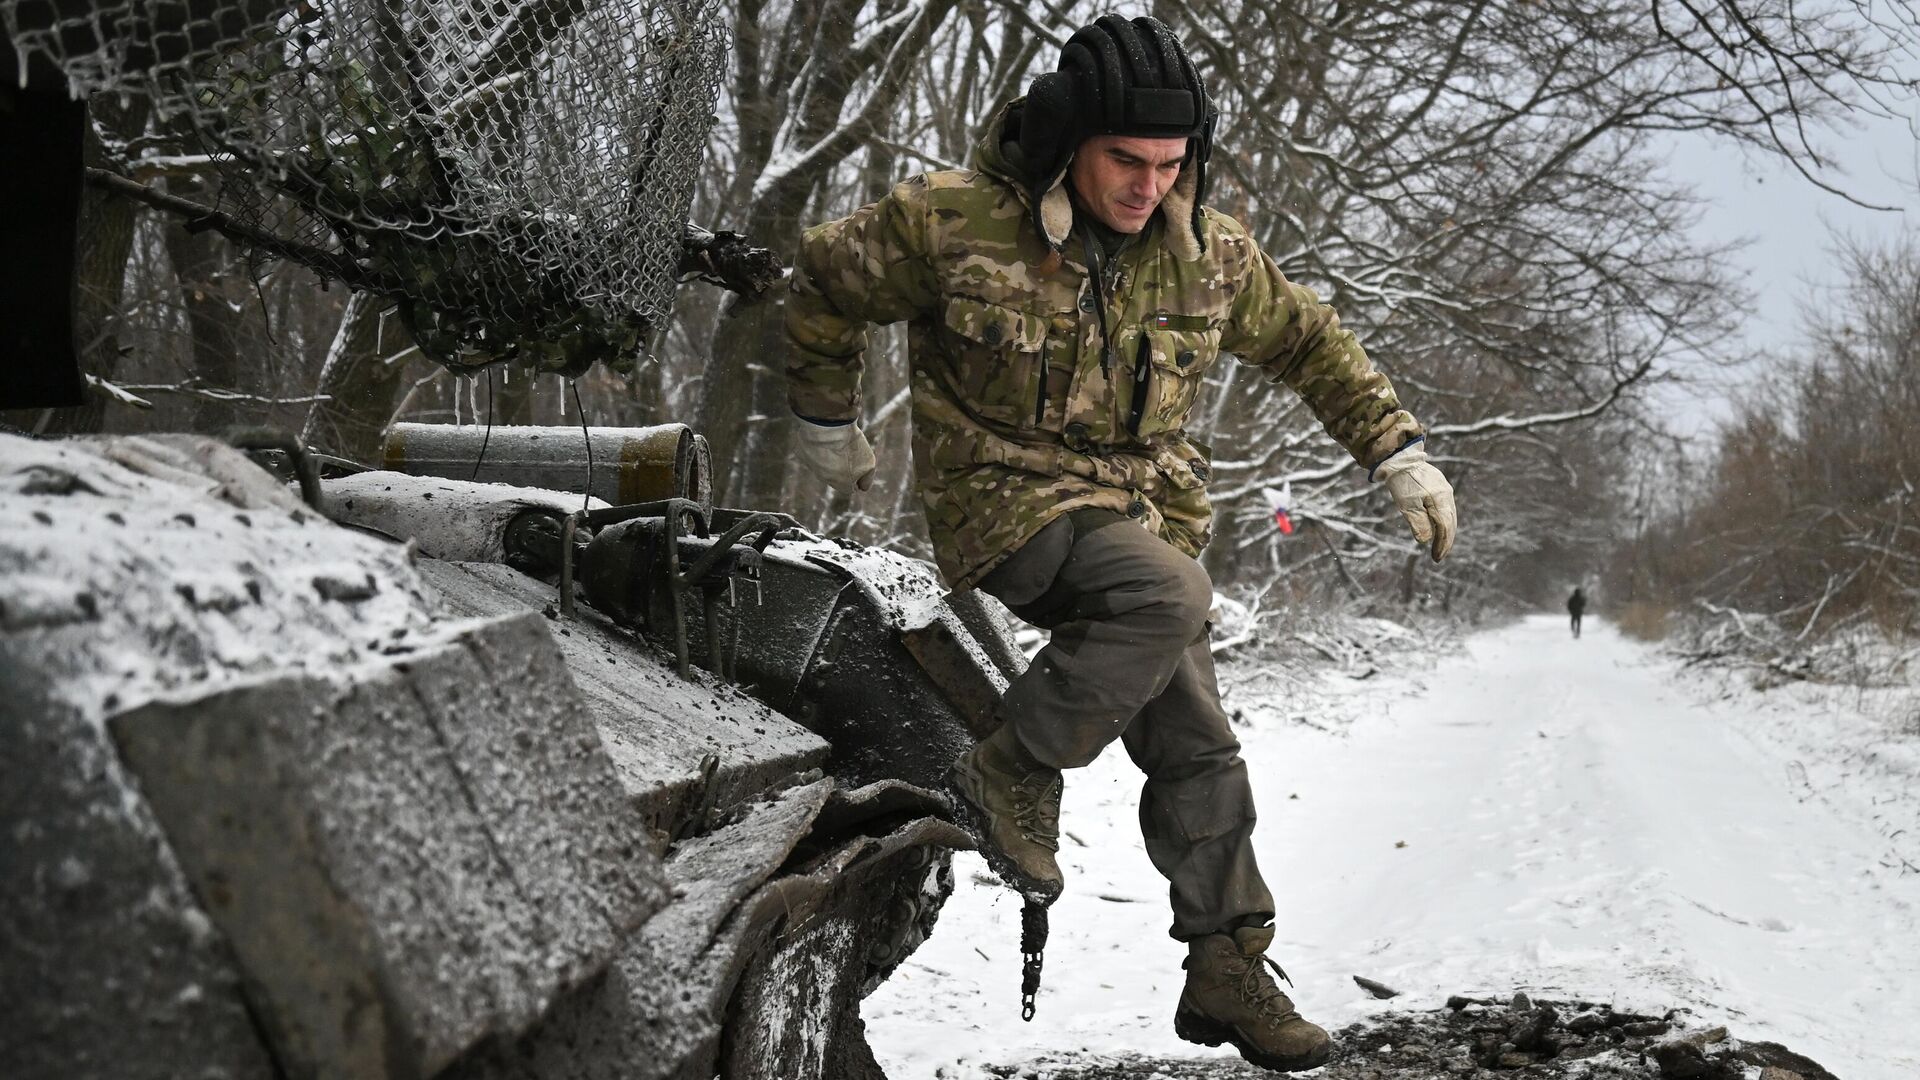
1018;14;1216;248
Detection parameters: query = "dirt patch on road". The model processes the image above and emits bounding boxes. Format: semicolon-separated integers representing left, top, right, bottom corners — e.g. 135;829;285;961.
984;993;1838;1079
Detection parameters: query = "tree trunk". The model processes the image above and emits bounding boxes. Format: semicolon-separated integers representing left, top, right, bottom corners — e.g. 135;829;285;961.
11;96;150;434
160;173;247;432
696;0;957;504
630;350;667;423
737;291;803;510
301;293;414;463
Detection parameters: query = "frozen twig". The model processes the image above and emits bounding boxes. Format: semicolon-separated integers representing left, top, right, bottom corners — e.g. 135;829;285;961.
85;374;154;410
115;381;333;406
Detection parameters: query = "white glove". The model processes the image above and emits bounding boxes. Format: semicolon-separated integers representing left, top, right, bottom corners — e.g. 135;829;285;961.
794;418;877;493
1372;443;1456;561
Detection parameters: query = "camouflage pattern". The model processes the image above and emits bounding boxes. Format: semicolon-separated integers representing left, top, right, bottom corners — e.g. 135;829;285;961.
785;100;1422;587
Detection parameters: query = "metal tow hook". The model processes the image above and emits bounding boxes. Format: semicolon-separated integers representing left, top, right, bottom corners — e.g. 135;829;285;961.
1020;898;1048;1022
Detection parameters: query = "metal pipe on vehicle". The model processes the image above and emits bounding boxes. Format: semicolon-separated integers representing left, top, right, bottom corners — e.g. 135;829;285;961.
382;422;712;507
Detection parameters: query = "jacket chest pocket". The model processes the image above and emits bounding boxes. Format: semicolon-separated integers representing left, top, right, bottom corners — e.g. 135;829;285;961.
939;296;1050;429
1126;324;1222;439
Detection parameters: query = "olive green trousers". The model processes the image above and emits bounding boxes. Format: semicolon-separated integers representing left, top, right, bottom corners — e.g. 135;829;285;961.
977;508;1275;940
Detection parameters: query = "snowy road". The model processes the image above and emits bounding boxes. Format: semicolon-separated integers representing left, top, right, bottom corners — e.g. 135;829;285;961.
865;615;1920;1079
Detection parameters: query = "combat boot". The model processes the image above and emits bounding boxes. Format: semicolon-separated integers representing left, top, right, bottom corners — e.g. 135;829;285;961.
1174;926;1332;1072
948;723;1064;904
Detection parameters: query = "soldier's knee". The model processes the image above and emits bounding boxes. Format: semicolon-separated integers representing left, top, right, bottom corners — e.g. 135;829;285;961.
1159;553;1213;639
1150;739;1245;785
1048;741;1107;770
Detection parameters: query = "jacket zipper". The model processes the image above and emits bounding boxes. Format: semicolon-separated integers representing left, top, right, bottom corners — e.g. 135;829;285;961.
1077;229;1115;381
1128;332;1152;436
1033;352;1048;426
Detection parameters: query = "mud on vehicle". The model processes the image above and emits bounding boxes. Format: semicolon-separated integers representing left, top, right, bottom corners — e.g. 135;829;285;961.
1;423;1028;1080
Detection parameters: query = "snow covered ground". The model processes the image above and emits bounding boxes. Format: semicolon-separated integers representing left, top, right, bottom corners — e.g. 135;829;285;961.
864;615;1920;1079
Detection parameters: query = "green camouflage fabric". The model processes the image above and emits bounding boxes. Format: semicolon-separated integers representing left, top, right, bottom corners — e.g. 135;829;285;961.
785;100;1423;588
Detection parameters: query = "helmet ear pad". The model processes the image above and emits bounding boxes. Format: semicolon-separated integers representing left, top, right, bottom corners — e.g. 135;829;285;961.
1019;70;1079;184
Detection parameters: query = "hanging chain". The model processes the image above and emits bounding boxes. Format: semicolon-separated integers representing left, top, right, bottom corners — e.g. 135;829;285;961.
1020;898;1049;1022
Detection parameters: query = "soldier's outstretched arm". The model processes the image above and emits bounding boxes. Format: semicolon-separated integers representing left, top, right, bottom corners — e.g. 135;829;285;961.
1214;216;1456;560
783;176;941;424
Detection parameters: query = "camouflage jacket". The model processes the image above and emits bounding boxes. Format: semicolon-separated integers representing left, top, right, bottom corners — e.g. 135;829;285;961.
785;101;1423;588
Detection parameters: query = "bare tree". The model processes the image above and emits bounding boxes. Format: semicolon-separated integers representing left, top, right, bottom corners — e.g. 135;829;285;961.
22;0;1918;621
1134;0;1912;603
1618;229;1920;643
689;0;961;508
649;0;1916;606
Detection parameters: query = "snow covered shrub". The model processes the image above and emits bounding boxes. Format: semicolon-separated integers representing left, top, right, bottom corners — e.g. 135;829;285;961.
1614;600;1671;642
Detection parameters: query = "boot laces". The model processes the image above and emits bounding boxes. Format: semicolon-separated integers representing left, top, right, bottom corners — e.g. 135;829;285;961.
1009;770;1062;851
1225;952;1299;1025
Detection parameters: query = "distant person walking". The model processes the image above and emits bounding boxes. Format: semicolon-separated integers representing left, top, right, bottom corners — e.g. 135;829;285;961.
1567;587;1587;639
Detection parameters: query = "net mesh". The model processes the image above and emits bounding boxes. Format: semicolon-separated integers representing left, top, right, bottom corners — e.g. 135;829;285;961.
4;0;727;376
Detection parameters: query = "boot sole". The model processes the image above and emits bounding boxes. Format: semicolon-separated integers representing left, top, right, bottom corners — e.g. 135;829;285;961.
944;773;1063;905
1174;1009;1333;1073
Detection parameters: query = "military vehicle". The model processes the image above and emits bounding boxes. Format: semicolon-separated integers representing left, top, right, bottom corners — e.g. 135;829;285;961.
1;422;1030;1080
0;0;1052;1070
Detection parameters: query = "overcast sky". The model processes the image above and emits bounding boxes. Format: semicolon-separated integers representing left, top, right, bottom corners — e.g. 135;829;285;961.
1653;99;1919;434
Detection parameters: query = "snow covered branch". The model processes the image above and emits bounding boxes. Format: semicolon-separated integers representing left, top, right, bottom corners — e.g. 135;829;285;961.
1425;359;1654;439
115;381;336;406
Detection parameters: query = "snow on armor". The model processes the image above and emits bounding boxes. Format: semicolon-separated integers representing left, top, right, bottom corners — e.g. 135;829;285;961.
785;99;1423;587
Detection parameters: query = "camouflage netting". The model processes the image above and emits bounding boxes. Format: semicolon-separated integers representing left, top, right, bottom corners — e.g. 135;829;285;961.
2;0;727;376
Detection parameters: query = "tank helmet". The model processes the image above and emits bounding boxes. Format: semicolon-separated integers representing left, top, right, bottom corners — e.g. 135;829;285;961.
1017;14;1216;255
1019;14;1215;187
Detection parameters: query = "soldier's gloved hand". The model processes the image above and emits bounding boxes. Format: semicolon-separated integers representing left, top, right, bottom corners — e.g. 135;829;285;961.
794;417;877;493
1372;442;1456;561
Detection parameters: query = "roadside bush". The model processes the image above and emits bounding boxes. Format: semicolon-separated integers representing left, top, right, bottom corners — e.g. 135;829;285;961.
1613;601;1671;642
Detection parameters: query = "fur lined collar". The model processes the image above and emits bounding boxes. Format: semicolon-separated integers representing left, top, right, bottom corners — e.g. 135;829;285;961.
1027;149;1205;264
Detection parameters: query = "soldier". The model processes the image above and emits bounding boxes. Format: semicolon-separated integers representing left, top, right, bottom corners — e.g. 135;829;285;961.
783;13;1456;1072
